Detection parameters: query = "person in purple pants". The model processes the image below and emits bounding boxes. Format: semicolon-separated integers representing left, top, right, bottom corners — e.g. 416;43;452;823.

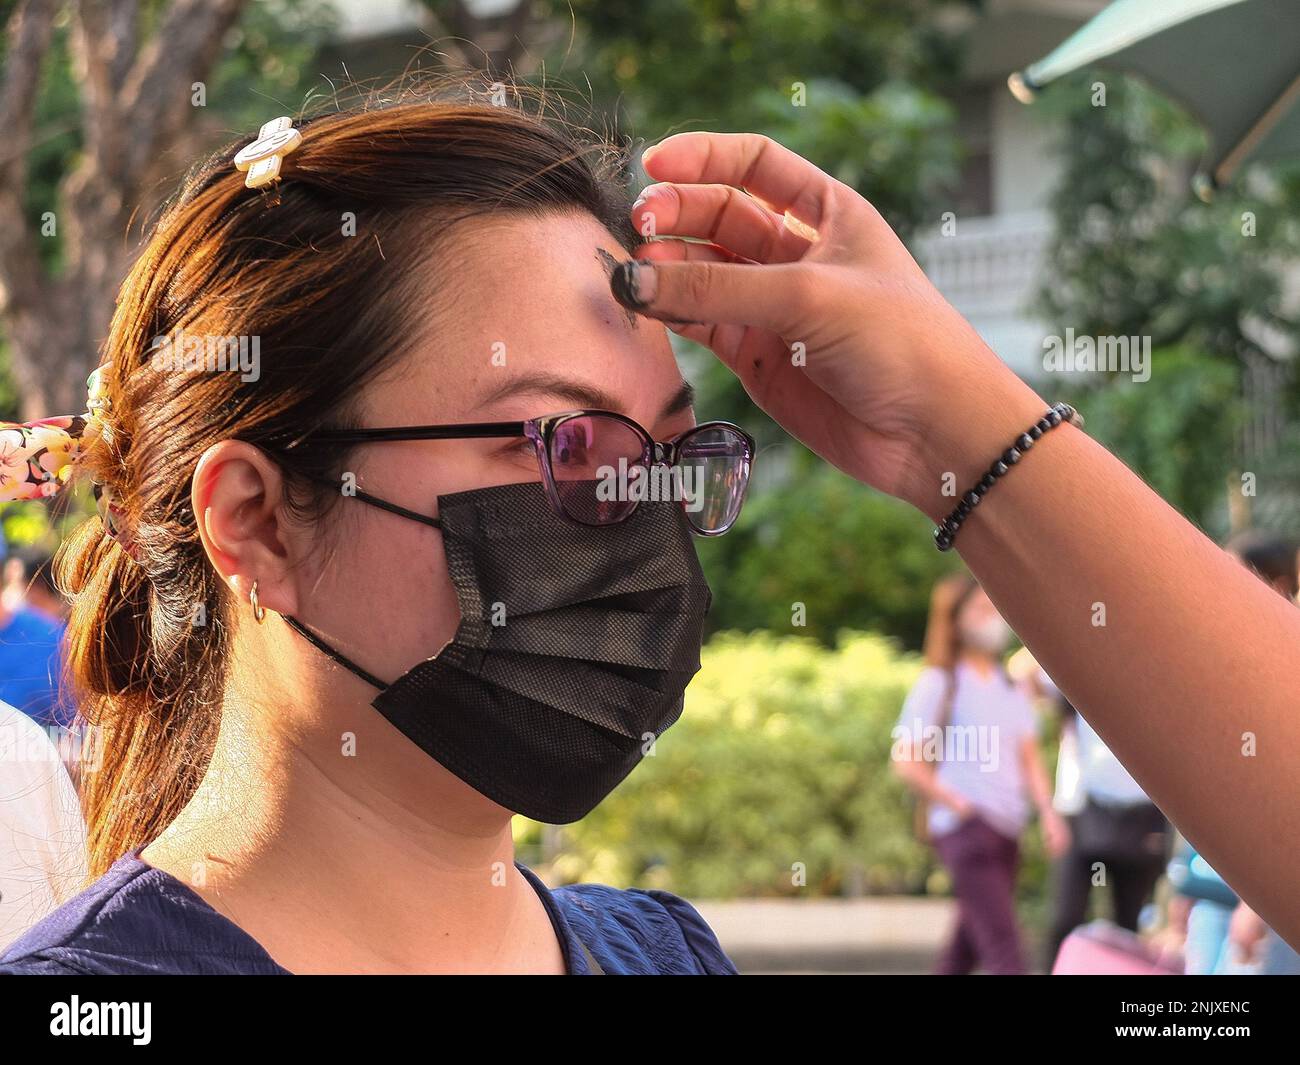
893;574;1070;974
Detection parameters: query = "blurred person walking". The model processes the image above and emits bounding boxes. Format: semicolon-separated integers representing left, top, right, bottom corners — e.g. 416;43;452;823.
0;552;66;728
1032;669;1169;969
1213;531;1300;975
1163;532;1300;974
893;574;1069;974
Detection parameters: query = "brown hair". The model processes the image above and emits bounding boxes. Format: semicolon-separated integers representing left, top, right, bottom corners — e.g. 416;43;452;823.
57;84;638;879
921;572;981;670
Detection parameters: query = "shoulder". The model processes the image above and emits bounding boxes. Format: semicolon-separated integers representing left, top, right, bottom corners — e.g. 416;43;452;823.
901;666;951;710
0;855;285;975
912;666;950;693
0;699;53;753
548;880;737;975
0;702;81;821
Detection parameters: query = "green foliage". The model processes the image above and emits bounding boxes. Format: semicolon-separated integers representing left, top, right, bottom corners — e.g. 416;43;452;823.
542;0;966;235
696;462;960;649
1034;72;1300;532
544;630;931;897
208;0;338;133
1056;346;1242;529
754;79;960;236
0;0;337;399
543;0;964;130
1035;72;1300;370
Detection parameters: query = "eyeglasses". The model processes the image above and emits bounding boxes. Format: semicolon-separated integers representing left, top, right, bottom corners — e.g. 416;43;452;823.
305;410;755;536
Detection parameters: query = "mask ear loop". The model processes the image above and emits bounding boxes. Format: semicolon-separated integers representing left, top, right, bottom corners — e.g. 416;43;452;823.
281;472;443;691
300;471;442;530
281;615;388;691
344;486;441;529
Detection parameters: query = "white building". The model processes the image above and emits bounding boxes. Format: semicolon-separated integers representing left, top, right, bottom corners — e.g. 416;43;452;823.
913;0;1111;379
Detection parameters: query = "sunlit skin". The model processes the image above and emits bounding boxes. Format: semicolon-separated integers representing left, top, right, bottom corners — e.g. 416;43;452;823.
141;212;696;974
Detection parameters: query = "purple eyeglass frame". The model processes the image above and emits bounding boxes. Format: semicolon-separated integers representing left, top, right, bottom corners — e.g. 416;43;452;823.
306;409;756;536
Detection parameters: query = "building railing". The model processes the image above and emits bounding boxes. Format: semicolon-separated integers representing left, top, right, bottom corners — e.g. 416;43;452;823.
911;210;1056;375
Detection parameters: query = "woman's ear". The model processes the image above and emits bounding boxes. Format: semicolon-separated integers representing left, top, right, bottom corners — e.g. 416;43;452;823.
192;440;301;618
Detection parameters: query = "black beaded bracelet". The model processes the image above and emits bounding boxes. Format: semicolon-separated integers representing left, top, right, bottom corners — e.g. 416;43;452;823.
933;402;1082;552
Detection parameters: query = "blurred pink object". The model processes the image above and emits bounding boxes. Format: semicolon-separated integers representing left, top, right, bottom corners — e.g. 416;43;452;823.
1052;920;1184;975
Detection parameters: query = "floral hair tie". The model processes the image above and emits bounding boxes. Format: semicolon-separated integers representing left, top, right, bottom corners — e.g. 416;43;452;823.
0;415;87;501
0;363;137;558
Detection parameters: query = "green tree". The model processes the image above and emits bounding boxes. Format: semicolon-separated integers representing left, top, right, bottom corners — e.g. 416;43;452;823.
544;0;967;234
695;462;959;648
1035;73;1300;358
1032;72;1300;529
1056;346;1242;531
0;0;336;418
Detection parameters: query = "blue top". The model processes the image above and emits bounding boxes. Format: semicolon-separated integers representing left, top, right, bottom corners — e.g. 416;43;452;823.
0;607;65;728
0;851;736;975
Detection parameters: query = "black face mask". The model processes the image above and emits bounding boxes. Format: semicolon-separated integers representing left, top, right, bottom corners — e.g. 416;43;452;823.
284;480;712;824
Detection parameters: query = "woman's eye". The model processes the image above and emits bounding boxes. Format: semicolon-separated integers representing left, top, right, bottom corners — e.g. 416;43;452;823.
497;438;534;462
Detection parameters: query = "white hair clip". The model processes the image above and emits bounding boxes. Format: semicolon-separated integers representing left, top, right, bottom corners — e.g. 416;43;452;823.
234;116;302;189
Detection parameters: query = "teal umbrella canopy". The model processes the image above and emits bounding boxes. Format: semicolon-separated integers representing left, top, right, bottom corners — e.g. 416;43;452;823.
1010;0;1300;192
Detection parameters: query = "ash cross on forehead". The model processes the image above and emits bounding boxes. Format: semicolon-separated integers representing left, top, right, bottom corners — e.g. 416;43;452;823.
596;248;639;330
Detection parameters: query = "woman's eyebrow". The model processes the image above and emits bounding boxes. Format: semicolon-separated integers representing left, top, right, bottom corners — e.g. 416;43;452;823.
474;372;696;422
475;372;625;413
660;379;696;420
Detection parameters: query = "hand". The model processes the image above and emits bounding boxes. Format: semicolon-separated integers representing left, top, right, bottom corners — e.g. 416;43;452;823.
1228;902;1268;965
617;132;1050;520
949;795;977;824
1040;809;1071;859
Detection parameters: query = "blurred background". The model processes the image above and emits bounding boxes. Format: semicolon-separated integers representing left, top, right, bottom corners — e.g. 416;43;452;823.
2;0;1299;973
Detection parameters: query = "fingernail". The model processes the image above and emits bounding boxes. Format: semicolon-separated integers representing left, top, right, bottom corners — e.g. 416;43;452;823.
610;260;657;309
631;186;659;216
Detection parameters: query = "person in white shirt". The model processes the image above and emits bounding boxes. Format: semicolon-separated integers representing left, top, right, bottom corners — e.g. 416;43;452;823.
893;573;1068;974
1031;666;1169;969
0;700;88;948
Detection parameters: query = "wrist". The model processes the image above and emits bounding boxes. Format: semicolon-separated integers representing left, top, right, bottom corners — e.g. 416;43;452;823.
905;365;1049;524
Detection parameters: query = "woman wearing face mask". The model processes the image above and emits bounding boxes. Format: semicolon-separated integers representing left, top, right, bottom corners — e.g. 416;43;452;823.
893;575;1068;974
0;96;749;974
7;93;1300;976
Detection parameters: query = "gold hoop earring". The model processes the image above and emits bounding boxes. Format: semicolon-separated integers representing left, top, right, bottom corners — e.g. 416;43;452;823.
250;579;266;625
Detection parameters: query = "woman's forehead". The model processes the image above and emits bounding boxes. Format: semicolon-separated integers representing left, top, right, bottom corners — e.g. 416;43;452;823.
364;212;686;426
